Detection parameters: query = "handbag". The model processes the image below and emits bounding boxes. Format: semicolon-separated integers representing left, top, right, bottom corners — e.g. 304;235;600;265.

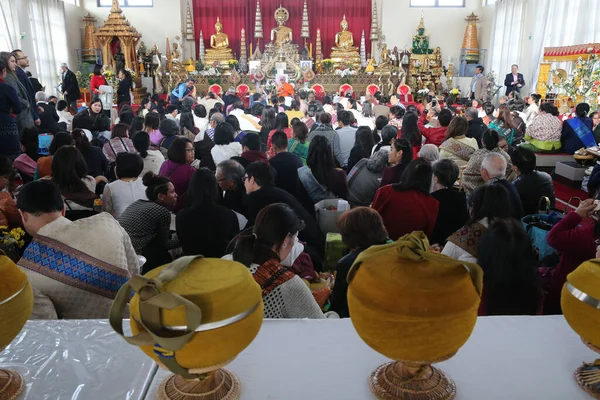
522;197;581;293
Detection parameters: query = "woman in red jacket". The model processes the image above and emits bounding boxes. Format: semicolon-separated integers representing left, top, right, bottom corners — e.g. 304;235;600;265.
372;158;439;241
546;198;599;314
90;64;109;117
90;64;107;96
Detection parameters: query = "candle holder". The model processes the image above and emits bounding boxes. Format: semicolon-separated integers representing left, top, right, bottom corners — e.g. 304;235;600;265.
561;259;600;399
370;356;456;400
574;341;600;398
0;252;34;400
347;233;482;400
110;256;263;400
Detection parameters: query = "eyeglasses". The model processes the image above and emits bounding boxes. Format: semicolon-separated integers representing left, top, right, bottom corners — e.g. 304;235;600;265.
185;148;194;153
16;56;27;61
242;175;249;182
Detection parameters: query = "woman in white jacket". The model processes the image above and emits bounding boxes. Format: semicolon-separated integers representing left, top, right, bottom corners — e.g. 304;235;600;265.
210;121;242;165
522;94;541;127
228;203;337;319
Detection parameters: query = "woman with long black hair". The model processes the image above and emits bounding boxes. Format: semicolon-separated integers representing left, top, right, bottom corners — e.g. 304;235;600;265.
297;135;348;205
117;69;132;111
401;111;422;158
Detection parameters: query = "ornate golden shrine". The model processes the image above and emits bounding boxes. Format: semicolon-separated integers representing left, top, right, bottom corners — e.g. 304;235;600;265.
95;0;141;74
94;0;148;102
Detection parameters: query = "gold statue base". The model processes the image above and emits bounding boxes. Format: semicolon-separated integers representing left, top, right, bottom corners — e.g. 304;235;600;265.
331;51;361;70
205;50;235;70
369;361;456;400
157;369;241;400
574;341;600;399
0;369;25;400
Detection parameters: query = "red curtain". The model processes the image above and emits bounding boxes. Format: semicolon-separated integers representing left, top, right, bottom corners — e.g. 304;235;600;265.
193;0;372;61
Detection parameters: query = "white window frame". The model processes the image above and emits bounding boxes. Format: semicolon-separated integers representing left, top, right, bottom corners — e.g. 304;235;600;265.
97;0;153;7
409;0;466;7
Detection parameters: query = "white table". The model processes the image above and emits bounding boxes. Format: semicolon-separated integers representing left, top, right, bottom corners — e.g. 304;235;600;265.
0;320;157;400
147;316;595;400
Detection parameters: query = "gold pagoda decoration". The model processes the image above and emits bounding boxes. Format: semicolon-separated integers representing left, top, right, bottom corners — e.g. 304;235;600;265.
461;13;480;63
82;13;100;63
184;2;194;41
254;0;264;51
301;0;310;47
370;1;379;41
95;0;141;73
315;28;323;73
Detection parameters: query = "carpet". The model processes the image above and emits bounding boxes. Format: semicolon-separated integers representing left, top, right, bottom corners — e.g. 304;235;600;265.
553;180;588;210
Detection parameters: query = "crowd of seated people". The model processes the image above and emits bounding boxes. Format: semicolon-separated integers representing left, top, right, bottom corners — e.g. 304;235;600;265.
3;75;599;323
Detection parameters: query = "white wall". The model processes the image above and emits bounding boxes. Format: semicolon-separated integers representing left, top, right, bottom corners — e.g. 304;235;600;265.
64;2;88;69
378;0;484;71
79;0;183;58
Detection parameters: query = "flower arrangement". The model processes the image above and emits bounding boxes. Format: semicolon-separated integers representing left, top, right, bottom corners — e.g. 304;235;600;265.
0;226;26;262
549;53;600;108
322;59;333;73
335;68;357;78
228;59;239;71
485;71;502;100
200;61;222;76
450;88;460;96
76;62;93;89
415;88;430;102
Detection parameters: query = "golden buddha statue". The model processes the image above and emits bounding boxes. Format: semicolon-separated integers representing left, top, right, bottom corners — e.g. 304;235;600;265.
205;17;234;65
270;7;293;47
330;15;361;69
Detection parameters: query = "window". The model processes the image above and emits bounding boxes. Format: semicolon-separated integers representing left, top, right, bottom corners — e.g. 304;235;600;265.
98;0;152;7
410;0;465;6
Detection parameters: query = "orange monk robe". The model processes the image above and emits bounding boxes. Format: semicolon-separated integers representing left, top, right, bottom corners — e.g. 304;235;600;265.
277;82;295;97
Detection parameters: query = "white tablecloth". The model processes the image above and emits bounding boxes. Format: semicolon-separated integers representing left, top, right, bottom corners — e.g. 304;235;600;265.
0;320;157;400
147;316;594;400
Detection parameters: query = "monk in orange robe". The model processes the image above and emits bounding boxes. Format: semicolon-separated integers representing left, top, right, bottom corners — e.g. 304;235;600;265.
277;78;295;97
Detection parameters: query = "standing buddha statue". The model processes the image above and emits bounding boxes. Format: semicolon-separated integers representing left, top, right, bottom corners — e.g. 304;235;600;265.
330;15;361;69
205;17;234;65
270;7;293;47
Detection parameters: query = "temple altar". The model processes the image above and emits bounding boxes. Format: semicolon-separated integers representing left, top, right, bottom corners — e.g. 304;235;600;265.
77;1;464;102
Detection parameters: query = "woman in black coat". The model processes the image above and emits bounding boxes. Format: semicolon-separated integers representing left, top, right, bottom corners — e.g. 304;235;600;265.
176;168;240;258
117;69;132;110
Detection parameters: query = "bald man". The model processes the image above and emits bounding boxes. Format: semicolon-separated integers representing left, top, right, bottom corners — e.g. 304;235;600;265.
481;152;523;218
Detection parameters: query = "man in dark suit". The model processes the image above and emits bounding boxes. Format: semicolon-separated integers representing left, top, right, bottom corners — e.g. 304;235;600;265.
244;161;325;258
11;49;40;126
504;64;525;97
60;63;81;114
35;92;61;134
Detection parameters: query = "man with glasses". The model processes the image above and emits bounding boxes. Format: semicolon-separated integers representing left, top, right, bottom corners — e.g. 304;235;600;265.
12;49;40;126
216;159;248;217
243;161;325;260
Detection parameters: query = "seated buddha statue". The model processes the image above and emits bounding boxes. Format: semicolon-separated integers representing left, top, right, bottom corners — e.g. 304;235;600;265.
270;7;293;47
205;17;233;63
330;15;361;68
412;15;432;55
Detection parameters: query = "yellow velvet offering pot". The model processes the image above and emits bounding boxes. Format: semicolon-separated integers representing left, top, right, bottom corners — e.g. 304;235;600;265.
0;253;34;400
347;232;482;400
110;256;263;400
561;259;600;398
